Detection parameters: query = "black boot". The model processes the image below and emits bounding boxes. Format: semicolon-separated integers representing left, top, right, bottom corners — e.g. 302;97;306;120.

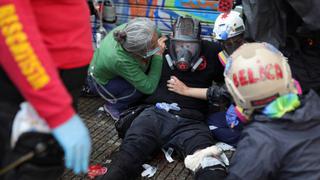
194;165;227;180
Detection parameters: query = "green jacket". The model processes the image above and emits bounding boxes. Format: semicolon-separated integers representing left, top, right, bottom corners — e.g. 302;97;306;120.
89;24;163;94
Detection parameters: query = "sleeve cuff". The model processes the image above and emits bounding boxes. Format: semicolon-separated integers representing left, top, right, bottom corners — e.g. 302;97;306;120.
46;107;76;129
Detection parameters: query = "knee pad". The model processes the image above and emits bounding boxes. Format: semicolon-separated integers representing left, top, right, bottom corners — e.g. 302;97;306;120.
184;145;228;172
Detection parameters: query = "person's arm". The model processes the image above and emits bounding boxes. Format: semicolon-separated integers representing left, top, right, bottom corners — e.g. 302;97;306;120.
167;76;208;100
0;0;75;128
167;76;231;105
0;1;90;174
115;37;167;94
116;54;162;94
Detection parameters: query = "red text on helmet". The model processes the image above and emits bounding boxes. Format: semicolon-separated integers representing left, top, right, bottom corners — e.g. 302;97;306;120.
232;63;283;87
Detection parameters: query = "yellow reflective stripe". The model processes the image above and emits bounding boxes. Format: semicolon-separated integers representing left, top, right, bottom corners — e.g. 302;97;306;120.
0;4;16;26
0;4;50;90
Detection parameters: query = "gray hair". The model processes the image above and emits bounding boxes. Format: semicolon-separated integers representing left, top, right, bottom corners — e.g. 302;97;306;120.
114;18;156;55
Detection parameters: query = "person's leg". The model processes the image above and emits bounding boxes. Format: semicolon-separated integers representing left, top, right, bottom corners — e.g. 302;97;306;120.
0;69;23;167
59;65;89;110
207;112;242;146
194;166;227;180
87;75;121;115
80;73;99;97
168;119;227;180
0;102;19;169
90;76;144;120
169;119;217;157
97;108;160;180
101;76;144;111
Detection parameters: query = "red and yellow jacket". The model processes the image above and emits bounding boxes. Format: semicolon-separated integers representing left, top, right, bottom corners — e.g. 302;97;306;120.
0;0;93;128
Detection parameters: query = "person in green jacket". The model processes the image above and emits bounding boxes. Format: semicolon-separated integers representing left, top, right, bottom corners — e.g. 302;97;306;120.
88;18;167;120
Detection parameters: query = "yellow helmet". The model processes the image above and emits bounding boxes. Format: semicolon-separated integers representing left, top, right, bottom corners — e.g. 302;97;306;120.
224;42;298;117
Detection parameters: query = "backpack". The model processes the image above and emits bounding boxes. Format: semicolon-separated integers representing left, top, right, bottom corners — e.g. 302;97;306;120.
115;104;151;138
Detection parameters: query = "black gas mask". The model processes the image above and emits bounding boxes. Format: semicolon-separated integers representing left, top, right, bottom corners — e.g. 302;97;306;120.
165;17;203;72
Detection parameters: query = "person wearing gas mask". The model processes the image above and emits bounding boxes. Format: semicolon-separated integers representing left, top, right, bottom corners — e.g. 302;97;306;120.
88;17;167;121
96;16;228;180
0;0;92;179
167;10;246;146
167;10;246;100
224;42;320;180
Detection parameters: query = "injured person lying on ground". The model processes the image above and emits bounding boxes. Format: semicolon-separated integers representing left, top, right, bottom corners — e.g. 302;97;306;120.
95;16;230;180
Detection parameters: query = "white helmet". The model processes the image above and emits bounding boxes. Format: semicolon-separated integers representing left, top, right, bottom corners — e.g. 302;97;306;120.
213;10;245;41
224;43;298;117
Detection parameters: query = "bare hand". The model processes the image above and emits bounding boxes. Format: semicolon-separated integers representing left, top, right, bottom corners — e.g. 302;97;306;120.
155;36;167;56
167;76;189;95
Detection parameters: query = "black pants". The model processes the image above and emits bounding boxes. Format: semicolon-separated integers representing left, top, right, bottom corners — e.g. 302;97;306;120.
59;65;89;110
0;65;88;180
98;107;227;180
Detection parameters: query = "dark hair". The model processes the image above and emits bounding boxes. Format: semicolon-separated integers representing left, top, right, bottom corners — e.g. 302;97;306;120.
113;30;127;44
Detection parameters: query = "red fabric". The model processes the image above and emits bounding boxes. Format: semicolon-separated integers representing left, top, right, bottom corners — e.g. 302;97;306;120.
31;0;93;69
218;0;233;13
0;0;93;128
88;165;108;179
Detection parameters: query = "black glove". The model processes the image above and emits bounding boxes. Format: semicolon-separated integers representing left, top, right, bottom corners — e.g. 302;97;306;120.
207;84;232;107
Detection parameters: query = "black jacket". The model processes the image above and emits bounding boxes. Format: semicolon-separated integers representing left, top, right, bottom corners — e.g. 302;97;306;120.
226;90;320;180
242;0;320;94
242;0;320;48
144;40;224;118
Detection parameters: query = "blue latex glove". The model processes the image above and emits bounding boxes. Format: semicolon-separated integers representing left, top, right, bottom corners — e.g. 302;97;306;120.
155;102;181;112
226;105;239;128
52;115;91;174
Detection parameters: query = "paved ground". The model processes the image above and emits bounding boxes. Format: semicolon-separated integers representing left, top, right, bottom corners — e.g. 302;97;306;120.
61;97;193;180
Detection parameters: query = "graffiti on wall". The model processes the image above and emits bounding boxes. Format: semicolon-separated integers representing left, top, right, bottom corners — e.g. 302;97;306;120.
103;0;221;36
166;0;219;21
